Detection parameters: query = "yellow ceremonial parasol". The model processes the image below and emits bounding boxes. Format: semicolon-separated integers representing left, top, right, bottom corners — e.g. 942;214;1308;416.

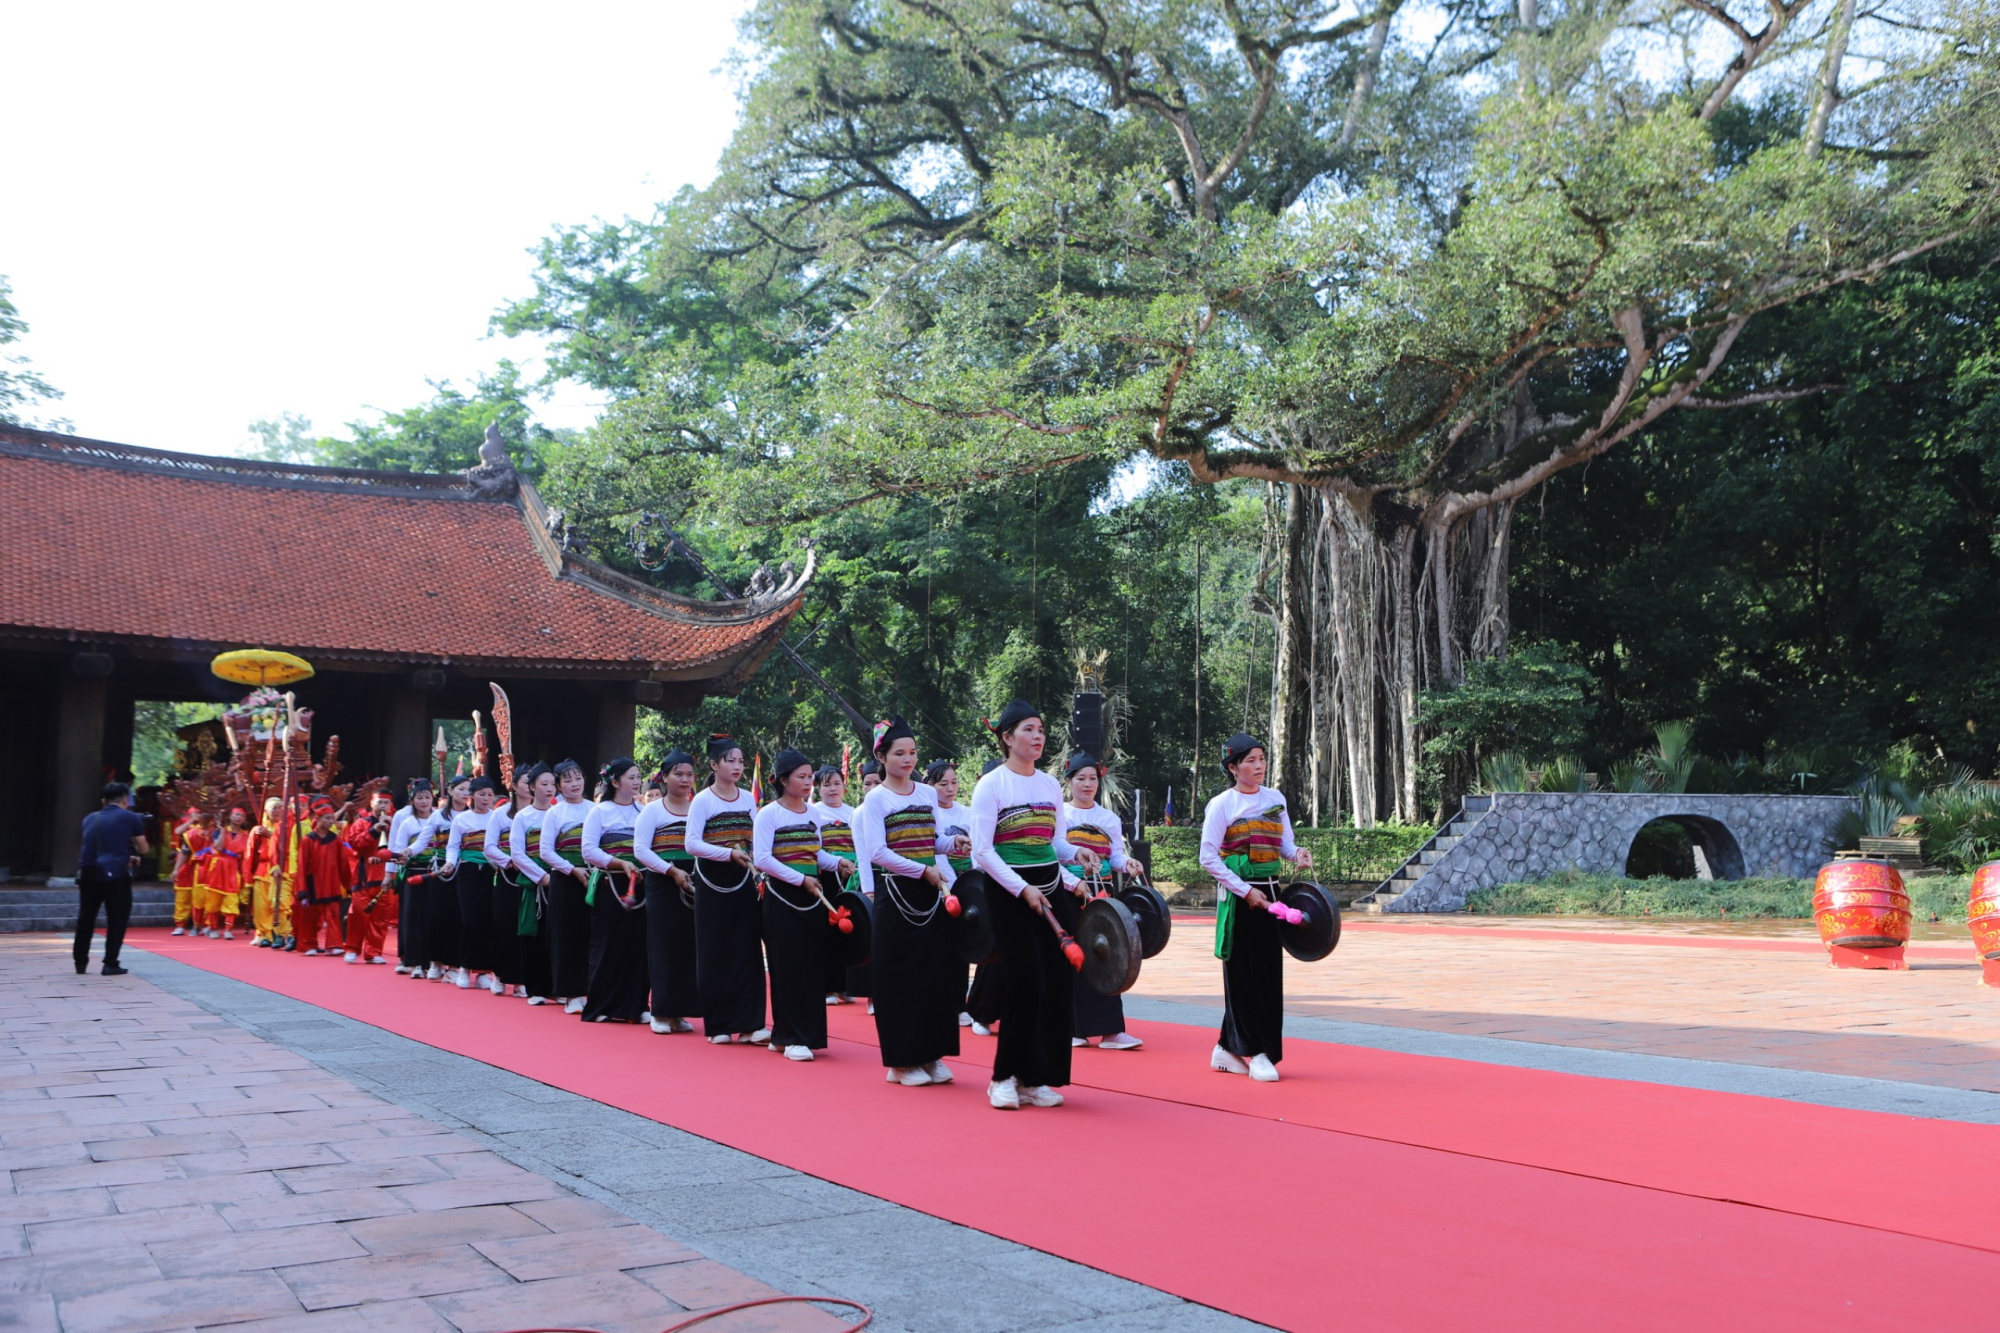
210;648;316;688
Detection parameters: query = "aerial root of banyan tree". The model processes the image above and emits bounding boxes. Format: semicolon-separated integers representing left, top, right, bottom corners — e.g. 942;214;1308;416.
1269;483;1515;829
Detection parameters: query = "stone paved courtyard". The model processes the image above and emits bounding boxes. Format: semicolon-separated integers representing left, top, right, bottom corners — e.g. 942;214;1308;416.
1133;915;1999;1092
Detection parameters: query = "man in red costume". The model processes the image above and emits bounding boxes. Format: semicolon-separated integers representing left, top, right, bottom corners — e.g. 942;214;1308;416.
171;810;211;936
342;791;398;964
292;799;354;956
201;808;252;939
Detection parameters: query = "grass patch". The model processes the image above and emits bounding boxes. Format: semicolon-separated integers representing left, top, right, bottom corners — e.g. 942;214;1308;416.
1466;869;1972;921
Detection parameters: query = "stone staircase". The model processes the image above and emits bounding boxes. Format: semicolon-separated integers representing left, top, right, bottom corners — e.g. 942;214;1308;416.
1353;796;1492;914
0;881;178;932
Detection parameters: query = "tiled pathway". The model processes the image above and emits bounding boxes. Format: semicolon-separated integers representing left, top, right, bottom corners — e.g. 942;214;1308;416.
0;939;853;1333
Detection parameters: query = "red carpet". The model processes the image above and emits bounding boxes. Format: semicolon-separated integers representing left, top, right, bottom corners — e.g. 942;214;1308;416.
135;930;2000;1331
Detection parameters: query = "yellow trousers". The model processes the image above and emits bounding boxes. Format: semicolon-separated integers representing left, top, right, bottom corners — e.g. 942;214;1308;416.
251;875;293;940
173;885;197;927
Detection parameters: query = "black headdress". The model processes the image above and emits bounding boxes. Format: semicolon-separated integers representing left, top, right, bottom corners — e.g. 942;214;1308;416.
923;758;957;786
771;748;815;789
1064;750;1102;781
601;757;638;786
706;734;742;765
987;698;1041;748
1221;732;1265;776
466;775;497;795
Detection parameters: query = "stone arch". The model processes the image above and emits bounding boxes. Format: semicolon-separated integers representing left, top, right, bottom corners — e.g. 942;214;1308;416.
1624;814;1746;880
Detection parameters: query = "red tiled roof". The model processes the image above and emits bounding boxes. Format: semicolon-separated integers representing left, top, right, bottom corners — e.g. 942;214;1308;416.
0;430;803;678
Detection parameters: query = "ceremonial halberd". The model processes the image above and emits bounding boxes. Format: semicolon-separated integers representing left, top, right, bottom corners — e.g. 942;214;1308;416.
0;426;811;878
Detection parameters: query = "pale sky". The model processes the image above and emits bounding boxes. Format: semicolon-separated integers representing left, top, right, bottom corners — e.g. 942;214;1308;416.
1;1;747;456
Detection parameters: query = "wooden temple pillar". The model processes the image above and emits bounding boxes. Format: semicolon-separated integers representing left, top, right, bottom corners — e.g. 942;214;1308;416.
49;653;112;880
596;688;637;770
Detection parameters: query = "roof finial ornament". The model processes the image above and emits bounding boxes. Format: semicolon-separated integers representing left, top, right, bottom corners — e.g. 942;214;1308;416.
464;421;517;497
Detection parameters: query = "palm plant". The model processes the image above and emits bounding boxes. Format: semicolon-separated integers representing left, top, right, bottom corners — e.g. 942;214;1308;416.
1477;751;1533;795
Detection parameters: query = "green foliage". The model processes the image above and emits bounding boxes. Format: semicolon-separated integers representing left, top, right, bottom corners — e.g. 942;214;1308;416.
0;275;63;428
1467;869;1972;923
1421;646;1594;800
128;702;228;788
1144;823;1431;895
1477;751;1533;794
1918;781;2000;871
245;363;561;477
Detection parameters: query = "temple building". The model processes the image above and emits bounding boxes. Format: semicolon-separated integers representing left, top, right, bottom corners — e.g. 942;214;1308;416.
0;426;809;877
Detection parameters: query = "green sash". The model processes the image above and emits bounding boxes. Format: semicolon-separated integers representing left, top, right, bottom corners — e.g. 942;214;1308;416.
1214;852;1274;962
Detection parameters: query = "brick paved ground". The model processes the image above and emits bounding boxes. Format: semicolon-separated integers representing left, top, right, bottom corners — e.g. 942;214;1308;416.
1133;915;2000;1092
0;938;851;1333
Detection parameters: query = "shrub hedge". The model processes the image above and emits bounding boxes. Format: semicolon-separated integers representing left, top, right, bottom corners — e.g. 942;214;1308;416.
1143;824;1433;893
1466;869;1972;921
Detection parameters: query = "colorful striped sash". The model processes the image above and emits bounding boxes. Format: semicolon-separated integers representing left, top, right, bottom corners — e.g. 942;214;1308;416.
993;803;1058;866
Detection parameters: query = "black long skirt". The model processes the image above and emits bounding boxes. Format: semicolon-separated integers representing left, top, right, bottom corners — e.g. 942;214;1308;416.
429;868;462;969
964;960;1005;1026
872;872;963;1068
1049;881;1127;1039
1219;895;1285;1063
692;858;765;1036
822;862;857;995
546;870;592;998
400;874;429;970
989;864;1072;1088
489;871;526;986
644;868;700;1022
455;863;496;975
762;879;828;1051
582;878;649;1023
393;872;412;965
516;879;556;999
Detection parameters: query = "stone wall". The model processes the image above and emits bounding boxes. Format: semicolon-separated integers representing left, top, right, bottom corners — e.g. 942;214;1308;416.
1387;792;1857;912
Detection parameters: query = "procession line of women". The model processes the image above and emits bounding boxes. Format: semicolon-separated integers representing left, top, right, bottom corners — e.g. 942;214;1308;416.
382;698;1310;1109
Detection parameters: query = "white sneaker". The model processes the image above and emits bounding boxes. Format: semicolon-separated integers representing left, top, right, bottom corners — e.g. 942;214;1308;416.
669;1019;694;1033
302;949;321;957
895;1066;933;1087
365;956;389;965
957;1011;973;1026
1211;1045;1249;1075
206;928;219;938
1099;1032;1144;1051
924;1061;954;1084
865;1003;875;1015
825;994;841;1006
221;931;235;941
784;1045;814;1062
708;1034;732;1045
482;973;502;993
987;1078;1020;1110
563;997;586;1014
749;1028;772;1045
394;965;411;975
1020;1085;1064;1108
1248;1054;1280;1083
885;1069;898;1083
426;964;443;981
1071;1037;1088;1047
640;1011;653;1025
527;996;549;1006
971;1022;992;1037
171;926;186;936
344;952;360;964
452;969;471;989
650;1019;675;1034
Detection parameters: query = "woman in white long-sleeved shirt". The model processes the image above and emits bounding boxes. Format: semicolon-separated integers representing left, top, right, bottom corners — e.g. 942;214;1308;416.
632;750;699;1035
536;761;594;1012
1199;732;1313;1083
863;717;966;1088
969;699;1098;1111
1060;751;1144;1051
388;781;444;978
502;764;558;1005
752;749;836;1062
442;777;500;991
685;736;766;1046
579;759;647;1024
